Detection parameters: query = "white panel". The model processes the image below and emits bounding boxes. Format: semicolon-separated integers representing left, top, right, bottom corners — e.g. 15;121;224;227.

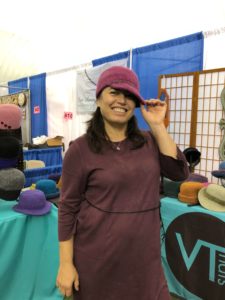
183;76;188;86
180;134;184;144
161;78;166;88
175;111;180;122
205;85;211;97
175;122;180;132
215;135;221;147
199;74;205;85
201;159;206;170
202;135;208;147
203;111;209;122
203;98;210;110
182;87;187;98
171;88;176;99
177;76;182;86
185;134;190;144
188;76;194;86
187;99;192;110
187;111;192;122
197;123;202;134
207;148;213;159
217;84;224;96
188;87;193;98
180;122;185;133
170;111;175;122
209;123;215;135
209;99;217;110
181;99;186;110
198;86;204;98
212;72;218;85
198;111;203;122
207;159;213;170
205;73;212;85
166;77;171;88
170;99;175;110
176;99;181;110
176;87;181;98
169;122;174;132
171;77;176;87
218;72;225;84
209;111;216;122
211;85;217;97
198;99;203;110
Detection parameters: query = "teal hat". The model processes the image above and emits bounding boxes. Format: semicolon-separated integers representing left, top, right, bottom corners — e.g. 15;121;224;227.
35;179;60;199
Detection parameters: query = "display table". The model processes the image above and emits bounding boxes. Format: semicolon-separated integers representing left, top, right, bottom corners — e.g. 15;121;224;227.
160;197;225;300
23;147;63;166
23;147;63;187
0;199;63;300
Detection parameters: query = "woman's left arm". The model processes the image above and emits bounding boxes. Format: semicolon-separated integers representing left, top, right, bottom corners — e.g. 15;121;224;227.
140;99;177;159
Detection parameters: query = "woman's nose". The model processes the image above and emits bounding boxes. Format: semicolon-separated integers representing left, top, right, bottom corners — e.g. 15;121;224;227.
117;94;126;104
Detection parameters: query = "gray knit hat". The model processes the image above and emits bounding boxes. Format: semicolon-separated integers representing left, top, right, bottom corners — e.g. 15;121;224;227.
0;168;25;200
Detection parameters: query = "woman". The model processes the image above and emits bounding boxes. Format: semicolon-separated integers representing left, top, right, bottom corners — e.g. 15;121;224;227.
56;66;189;299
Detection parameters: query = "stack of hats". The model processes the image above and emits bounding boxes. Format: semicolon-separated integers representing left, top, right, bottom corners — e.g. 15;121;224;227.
0;104;25;201
178;182;205;205
0;104;24;171
13;189;52;215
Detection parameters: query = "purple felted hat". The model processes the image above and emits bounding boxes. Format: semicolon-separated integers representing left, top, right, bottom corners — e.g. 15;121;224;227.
185;173;208;183
96;66;145;107
13;189;52;216
0;104;22;129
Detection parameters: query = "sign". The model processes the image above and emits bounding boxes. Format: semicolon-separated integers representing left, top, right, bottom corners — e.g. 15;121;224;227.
165;212;225;299
33;106;40;114
64;112;73;120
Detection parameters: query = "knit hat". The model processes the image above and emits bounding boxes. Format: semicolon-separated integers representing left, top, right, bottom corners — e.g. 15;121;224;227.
13;189;52;216
162;177;183;198
185;173;208;183
0;104;22;129
0;136;20;158
0;168;25;200
96;66;145;107
178;181;204;204
198;183;225;212
35;179;60;199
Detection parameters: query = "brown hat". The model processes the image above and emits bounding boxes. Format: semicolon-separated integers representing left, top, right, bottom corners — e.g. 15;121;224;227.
178;181;204;204
198;184;225;212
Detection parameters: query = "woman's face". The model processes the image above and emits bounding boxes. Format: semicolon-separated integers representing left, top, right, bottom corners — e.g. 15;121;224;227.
96;87;136;128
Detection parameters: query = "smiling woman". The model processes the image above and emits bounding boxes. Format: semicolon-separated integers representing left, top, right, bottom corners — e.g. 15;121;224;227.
56;65;189;300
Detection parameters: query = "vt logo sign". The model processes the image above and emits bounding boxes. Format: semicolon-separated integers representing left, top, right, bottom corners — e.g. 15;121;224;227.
165;212;225;299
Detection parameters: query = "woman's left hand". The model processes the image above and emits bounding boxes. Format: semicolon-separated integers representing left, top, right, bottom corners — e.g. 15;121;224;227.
140;99;167;126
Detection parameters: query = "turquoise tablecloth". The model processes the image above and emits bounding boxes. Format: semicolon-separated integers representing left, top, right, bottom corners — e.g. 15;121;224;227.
0;199;63;300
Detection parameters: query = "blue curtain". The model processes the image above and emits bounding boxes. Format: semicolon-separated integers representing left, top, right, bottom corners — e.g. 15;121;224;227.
8;78;28;93
92;50;129;66
132;32;204;129
29;73;48;138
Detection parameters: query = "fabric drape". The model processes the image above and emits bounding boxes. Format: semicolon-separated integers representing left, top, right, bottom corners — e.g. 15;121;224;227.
29;73;48;139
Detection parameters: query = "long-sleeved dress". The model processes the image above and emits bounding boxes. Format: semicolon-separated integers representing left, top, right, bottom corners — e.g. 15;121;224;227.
58;131;189;300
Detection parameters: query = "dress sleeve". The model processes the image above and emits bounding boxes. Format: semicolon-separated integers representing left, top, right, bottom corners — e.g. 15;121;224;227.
58;141;87;241
159;146;189;181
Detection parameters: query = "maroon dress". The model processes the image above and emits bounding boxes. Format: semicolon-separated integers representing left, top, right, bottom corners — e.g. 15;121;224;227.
58;132;189;300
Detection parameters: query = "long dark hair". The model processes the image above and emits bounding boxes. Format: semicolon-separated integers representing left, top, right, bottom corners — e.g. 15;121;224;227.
86;107;146;153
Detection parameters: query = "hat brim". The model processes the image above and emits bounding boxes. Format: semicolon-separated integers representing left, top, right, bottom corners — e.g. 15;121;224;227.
211;170;225;178
107;82;145;107
45;191;60;199
198;187;225;212
13;201;52;216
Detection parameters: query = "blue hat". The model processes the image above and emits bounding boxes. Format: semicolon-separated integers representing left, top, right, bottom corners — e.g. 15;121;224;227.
13;189;52;216
211;161;225;179
35;179;60;199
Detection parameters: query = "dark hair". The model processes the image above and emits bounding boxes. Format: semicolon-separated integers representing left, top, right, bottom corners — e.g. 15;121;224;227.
86;107;146;153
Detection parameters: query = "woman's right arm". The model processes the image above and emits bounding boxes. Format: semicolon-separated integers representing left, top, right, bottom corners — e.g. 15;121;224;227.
56;237;79;297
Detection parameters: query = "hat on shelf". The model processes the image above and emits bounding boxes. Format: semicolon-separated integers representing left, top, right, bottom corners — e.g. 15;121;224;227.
162;177;184;198
96;66;145;107
198;183;225;212
183;147;201;171
35;179;60;199
178;181;204;205
0;136;20;158
0;104;22;130
211;161;225;179
47;136;64;147
0;168;25;201
13;189;52;216
185;173;208;183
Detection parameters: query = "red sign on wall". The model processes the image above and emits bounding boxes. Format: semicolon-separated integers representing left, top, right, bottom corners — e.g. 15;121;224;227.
34;106;40;114
64;112;73;120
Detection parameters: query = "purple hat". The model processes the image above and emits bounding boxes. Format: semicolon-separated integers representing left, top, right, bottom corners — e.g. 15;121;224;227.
0;157;18;169
96;66;145;107
0;104;22;129
13;189;52;215
185;173;208;183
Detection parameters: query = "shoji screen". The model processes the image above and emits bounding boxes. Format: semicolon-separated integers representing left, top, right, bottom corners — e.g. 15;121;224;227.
159;68;225;183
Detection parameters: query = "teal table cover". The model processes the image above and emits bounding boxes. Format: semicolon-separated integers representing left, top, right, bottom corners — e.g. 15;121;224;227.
0;199;63;300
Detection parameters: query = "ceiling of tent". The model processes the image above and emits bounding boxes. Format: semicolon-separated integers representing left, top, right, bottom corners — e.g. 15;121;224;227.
0;0;225;84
